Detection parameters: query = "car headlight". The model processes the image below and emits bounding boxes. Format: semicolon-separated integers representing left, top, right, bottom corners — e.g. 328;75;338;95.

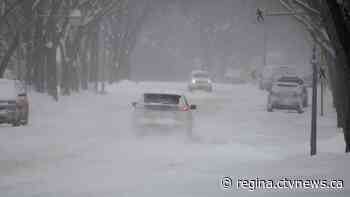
192;79;196;84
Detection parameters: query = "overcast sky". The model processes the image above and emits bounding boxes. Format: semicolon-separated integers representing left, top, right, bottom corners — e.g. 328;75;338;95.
130;0;311;81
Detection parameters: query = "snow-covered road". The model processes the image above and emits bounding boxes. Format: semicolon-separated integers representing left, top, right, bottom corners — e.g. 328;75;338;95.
0;81;349;196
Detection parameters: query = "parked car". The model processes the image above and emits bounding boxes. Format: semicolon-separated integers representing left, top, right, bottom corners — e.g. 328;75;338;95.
259;65;297;91
131;92;197;137
276;76;308;107
224;68;247;84
267;80;304;113
188;70;213;92
0;79;29;126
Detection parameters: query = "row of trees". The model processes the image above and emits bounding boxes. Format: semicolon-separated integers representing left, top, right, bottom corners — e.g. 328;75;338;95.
0;0;152;100
276;0;350;152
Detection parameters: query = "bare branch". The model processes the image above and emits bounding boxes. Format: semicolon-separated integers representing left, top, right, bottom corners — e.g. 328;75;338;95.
294;0;321;15
279;0;335;58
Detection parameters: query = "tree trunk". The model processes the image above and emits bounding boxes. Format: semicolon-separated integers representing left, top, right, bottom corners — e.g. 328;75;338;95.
46;25;59;100
0;33;19;77
345;90;350;152
93;29;99;92
59;42;70;95
80;36;88;90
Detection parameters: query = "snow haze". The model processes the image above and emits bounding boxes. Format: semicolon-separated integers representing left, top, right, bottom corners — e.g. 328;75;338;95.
131;0;311;82
0;81;349;196
0;0;348;196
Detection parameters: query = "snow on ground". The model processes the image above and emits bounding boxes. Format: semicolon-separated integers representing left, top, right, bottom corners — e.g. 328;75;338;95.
0;81;349;197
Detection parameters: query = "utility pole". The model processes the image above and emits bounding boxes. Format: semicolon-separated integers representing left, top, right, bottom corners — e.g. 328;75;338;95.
263;18;267;67
101;22;106;94
320;70;324;116
311;44;317;156
320;48;326;116
257;8;267;67
256;8;320;156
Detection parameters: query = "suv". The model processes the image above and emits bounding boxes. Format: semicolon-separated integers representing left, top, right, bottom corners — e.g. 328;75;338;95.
276;76;308;107
188;70;213;92
259;65;297;91
267;80;304;113
131;92;197;137
0;79;29;126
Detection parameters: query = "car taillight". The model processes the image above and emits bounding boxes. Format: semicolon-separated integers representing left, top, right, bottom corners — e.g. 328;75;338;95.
179;106;189;111
16;96;27;107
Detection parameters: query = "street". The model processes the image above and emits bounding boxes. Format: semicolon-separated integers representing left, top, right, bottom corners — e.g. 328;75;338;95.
0;81;348;196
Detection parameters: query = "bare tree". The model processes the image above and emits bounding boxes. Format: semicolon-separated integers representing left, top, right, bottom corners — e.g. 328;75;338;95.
277;0;350;152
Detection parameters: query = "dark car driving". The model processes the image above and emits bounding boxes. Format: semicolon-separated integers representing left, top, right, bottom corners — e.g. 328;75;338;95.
131;92;196;137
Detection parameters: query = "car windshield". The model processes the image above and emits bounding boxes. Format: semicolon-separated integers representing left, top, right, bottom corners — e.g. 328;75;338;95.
143;93;180;104
273;83;299;92
278;77;303;84
277;83;298;87
193;73;208;78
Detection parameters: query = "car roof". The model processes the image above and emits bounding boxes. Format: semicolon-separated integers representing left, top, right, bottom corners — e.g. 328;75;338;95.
191;70;209;75
143;90;185;97
263;65;297;75
274;81;300;86
264;65;296;69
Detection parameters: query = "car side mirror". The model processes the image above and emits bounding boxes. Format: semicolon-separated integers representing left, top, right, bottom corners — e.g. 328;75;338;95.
132;102;137;107
190;104;197;110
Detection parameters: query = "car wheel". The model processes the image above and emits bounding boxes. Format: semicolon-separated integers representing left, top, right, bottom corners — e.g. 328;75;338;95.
303;96;308;107
22;120;28;125
267;103;273;112
297;105;304;114
267;95;273;112
303;100;308;108
22;112;29;125
12;121;20;127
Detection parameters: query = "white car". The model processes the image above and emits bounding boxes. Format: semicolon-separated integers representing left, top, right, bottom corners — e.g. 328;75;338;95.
188;70;213;92
131;92;197;137
267;81;304;113
259;65;297;91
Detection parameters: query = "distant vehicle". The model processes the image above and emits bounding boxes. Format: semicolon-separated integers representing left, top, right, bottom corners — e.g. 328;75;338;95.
188;70;213;92
0;79;29;126
131;92;197;137
267;79;304;113
224;68;247;84
259;65;297;91
276;76;308;107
